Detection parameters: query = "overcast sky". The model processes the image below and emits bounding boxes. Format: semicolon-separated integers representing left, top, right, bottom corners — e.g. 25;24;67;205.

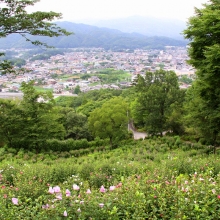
28;0;209;22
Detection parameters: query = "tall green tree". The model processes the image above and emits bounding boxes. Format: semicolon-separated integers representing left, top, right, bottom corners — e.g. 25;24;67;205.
0;82;65;150
132;70;183;135
0;0;71;73
183;0;220;150
0;99;24;148
88;97;129;146
19;81;65;150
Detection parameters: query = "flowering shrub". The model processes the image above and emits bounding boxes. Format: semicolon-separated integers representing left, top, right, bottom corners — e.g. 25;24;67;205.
0;137;220;219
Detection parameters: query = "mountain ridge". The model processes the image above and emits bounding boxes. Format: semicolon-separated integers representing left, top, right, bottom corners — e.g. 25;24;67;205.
72;15;187;40
0;21;187;50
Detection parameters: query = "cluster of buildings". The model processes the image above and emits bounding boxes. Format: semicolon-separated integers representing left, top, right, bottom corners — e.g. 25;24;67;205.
0;46;194;94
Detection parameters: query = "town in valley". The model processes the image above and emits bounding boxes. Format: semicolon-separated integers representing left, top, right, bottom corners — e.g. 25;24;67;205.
0;46;194;97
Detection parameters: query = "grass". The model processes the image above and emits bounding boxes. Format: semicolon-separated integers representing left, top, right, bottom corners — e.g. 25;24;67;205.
33;86;53;92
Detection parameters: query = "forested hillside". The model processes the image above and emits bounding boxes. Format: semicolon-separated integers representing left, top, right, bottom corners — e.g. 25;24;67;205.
0;22;187;50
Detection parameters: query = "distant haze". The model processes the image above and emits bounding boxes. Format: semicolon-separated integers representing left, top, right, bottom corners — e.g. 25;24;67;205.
80;16;187;40
25;0;209;40
28;0;209;22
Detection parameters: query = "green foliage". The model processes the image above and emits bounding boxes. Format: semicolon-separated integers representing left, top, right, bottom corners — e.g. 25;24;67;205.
74;85;81;94
72;89;122;116
9;58;26;67
0;82;65;151
179;75;193;84
132;70;184;135
0;138;219;219
88;97;129;145
96;69;131;84
0;99;25;148
30;49;65;61
0;0;72;73
77;100;105;117
183;0;220;149
59;107;92;140
55;96;75;107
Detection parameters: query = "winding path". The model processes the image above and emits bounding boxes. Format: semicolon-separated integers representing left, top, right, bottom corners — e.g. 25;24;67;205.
128;122;147;140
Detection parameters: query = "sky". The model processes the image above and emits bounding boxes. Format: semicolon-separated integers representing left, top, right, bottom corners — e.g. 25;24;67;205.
28;0;209;22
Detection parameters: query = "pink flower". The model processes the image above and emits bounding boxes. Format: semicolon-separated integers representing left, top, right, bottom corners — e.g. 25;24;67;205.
217;195;220;199
109;186;116;191
86;189;91;194
3;194;7;199
73;184;80;190
100;185;106;193
53;186;61;193
116;182;122;188
42;204;50;209
77;208;81;212
12;198;18;205
48;186;54;194
80;200;84;204
66;189;71;197
63;210;68;217
55;193;62;200
99;203;104;208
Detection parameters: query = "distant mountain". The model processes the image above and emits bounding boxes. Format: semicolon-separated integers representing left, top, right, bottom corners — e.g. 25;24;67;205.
80;16;187;40
0;21;187;50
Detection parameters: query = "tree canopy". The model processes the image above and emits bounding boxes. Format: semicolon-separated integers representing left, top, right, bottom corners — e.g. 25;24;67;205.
88;97;129;146
0;0;71;73
132;70;184;135
183;0;220;149
0;81;65;150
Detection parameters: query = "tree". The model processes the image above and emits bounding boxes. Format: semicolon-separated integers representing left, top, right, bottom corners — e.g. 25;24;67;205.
59;107;92;140
183;0;220;150
0;81;65;150
77;99;107;117
0;0;71;73
74;85;81;94
132;70;183;136
0;99;25;148
88;97;129;146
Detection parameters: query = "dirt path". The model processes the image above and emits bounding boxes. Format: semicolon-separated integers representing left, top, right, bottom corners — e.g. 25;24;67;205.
128;122;147;140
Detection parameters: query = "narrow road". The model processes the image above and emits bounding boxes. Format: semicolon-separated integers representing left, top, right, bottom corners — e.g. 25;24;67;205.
0;92;77;99
128;122;147;140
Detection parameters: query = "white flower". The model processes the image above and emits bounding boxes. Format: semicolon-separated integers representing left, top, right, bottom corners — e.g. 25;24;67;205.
99;203;104;208
63;210;68;217
212;189;216;194
109;186;116;191
73;184;80;190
